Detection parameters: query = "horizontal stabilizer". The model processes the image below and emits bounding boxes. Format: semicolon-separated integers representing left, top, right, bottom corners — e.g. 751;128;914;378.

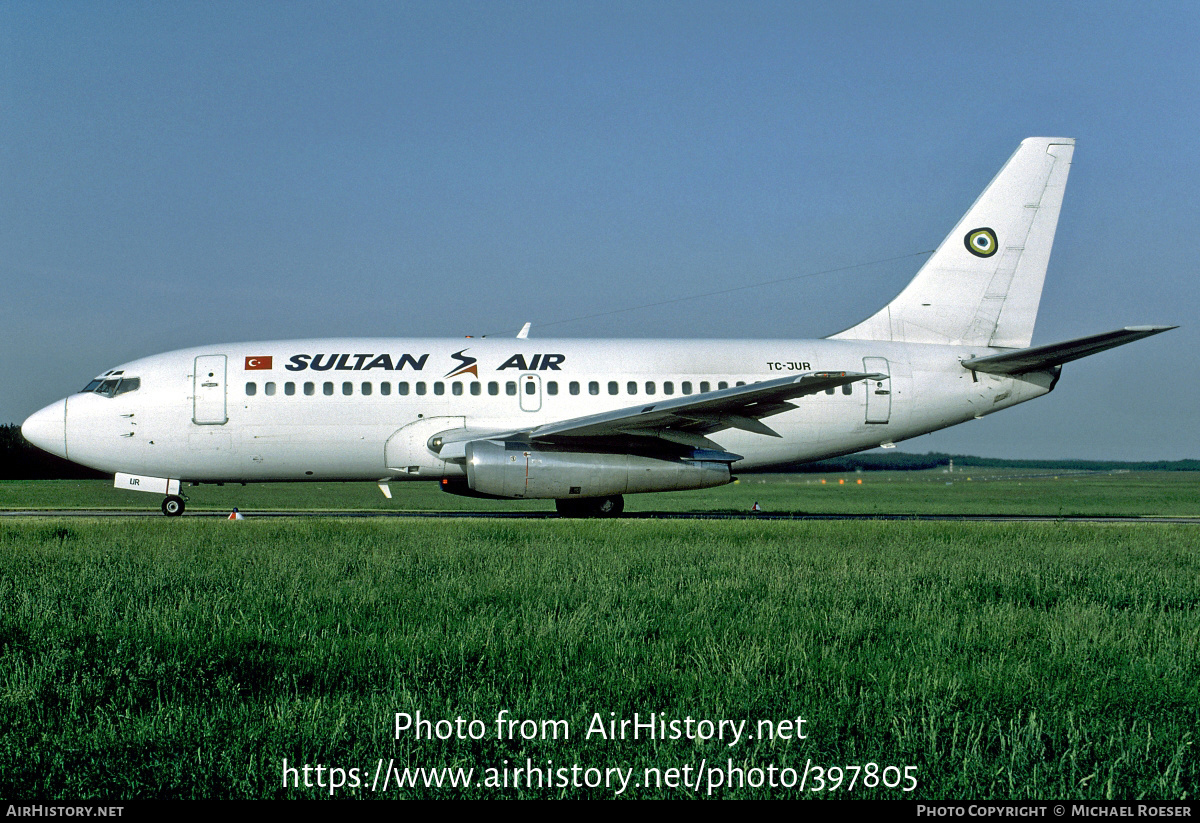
961;326;1176;375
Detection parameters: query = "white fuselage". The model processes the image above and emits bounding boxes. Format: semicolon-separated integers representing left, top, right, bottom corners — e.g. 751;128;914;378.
35;336;1055;484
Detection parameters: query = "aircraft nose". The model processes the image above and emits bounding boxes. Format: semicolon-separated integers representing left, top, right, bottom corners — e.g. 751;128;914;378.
22;399;68;459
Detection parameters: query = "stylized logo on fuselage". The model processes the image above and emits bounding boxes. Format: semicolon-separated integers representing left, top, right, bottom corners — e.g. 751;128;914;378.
497;353;565;370
444;349;479;379
284;353;430;371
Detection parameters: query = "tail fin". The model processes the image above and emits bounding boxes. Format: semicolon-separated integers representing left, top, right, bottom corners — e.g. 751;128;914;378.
830;137;1075;348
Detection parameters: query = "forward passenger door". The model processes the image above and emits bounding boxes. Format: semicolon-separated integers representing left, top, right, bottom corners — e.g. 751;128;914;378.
193;355;228;425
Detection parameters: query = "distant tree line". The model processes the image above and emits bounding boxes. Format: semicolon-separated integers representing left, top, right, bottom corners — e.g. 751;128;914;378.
1;421;1196;479
777;451;1200;473
0;424;106;480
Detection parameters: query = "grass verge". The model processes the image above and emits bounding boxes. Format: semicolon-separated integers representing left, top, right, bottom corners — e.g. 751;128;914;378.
1;517;1197;798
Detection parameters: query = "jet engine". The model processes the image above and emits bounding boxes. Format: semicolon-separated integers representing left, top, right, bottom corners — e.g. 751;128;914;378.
458;439;732;500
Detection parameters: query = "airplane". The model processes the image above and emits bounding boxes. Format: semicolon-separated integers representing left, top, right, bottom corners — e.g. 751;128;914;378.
20;137;1175;516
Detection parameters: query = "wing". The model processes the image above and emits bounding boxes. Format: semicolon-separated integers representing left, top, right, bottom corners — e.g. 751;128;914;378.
430;371;884;460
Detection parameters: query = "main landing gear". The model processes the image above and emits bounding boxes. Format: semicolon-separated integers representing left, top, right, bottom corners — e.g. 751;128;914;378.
555;495;625;518
161;495;186;516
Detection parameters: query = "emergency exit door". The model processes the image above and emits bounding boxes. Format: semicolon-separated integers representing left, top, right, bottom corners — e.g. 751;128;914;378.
519;373;542;412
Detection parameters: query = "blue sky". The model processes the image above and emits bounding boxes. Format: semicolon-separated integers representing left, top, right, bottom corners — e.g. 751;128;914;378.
2;1;1196;460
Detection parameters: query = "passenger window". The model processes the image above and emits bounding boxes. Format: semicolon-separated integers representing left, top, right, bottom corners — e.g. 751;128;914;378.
645;381;656;395
506;382;517;396
589;381;600;396
398;382;409;395
569;381;580;396
265;382;276;396
700;381;711;393
842;384;853;395
285;382;296;396
470;382;481;396
664;381;674;395
323;382;334;396
416;382;427;396
304;382;315;396
380;382;391;396
524;380;536;395
245;382;257;396
434;382;445;395
718;381;728;390
608;381;618;395
682;381;692;394
342;382;353;396
362;382;372;396
547;381;558;395
825;387;835;395
736;381;746;387
488;382;499;396
452;382;463;396
627;381;638;395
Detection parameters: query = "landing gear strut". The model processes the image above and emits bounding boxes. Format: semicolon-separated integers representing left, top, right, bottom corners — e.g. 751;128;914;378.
161;495;186;516
555;495;625;518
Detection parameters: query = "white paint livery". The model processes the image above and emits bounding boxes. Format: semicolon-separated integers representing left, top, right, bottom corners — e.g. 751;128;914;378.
21;138;1175;515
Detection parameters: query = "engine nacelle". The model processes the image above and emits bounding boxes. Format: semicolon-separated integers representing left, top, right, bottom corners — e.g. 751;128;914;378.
464;440;731;499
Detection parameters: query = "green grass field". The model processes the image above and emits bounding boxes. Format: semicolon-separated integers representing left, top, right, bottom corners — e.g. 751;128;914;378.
1;474;1198;799
2;469;1197;517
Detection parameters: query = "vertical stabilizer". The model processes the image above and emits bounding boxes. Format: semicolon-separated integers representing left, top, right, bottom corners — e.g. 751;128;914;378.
830;137;1075;347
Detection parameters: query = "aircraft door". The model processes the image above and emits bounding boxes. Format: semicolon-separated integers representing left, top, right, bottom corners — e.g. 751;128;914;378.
519;373;542;412
193;355;228;425
863;356;891;424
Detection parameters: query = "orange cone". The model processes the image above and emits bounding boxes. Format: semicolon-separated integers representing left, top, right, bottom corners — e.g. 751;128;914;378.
228;508;244;520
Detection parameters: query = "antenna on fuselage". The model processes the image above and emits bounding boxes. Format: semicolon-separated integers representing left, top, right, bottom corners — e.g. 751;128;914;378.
517;322;531;339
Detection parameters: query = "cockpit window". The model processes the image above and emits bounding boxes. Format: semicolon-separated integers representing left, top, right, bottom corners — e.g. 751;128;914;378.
81;377;141;397
113;377;140;396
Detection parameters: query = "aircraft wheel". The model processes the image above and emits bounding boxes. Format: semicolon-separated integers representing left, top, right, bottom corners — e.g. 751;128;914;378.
162;495;185;517
589;495;624;517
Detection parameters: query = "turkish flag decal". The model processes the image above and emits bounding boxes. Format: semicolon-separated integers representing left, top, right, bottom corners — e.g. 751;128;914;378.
245;356;273;370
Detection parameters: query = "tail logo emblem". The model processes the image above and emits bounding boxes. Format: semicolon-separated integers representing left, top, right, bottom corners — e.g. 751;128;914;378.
965;227;998;258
